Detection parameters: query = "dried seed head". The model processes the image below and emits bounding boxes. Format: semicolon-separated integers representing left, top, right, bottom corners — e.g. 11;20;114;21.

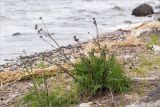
34;24;38;30
73;36;79;42
37;30;40;34
93;18;97;25
37;29;43;34
39;35;43;38
22;50;26;54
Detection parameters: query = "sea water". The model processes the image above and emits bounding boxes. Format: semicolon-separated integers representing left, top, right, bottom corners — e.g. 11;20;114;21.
0;0;159;64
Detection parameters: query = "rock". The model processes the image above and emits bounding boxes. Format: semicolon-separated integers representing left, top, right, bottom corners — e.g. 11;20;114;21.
127;100;160;107
154;12;160;21
12;32;21;36
155;5;160;9
112;6;123;11
152;45;160;54
127;86;160;107
132;3;154;16
79;102;93;107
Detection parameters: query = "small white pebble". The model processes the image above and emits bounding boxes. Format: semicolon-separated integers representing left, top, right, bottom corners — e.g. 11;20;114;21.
79;102;93;107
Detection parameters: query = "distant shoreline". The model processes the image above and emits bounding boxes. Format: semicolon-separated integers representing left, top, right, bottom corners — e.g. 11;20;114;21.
0;26;131;72
1;20;160;72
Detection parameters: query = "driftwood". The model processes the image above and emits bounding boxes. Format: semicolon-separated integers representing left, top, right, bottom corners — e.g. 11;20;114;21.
0;64;70;84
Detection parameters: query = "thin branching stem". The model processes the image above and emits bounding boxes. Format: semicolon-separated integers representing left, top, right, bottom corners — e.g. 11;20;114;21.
52;61;77;81
43;71;50;107
92;18;106;55
39;18;75;67
40;36;56;48
109;88;114;104
93;18;99;38
21;54;42;106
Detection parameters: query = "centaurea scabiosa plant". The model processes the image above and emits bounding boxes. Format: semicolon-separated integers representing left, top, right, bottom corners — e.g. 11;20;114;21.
35;17;77;81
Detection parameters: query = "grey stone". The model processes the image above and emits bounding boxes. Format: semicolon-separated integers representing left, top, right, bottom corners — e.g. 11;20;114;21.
132;3;154;16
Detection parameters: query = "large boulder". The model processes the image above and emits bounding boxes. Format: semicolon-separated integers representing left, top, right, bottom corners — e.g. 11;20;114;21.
155;5;160;9
127;86;160;107
132;3;154;16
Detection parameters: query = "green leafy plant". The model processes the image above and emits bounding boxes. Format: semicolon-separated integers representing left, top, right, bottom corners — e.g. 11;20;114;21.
23;85;78;107
22;58;78;107
147;34;160;49
73;49;131;96
22;17;132;107
150;34;159;45
133;53;160;74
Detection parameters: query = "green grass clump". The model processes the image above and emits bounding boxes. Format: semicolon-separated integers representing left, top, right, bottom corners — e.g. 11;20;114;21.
133;54;160;74
23;61;78;107
23;85;78;107
73;50;131;96
147;34;160;49
21;18;132;107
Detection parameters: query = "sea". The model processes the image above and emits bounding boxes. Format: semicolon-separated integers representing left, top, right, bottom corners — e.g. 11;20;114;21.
0;0;160;64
